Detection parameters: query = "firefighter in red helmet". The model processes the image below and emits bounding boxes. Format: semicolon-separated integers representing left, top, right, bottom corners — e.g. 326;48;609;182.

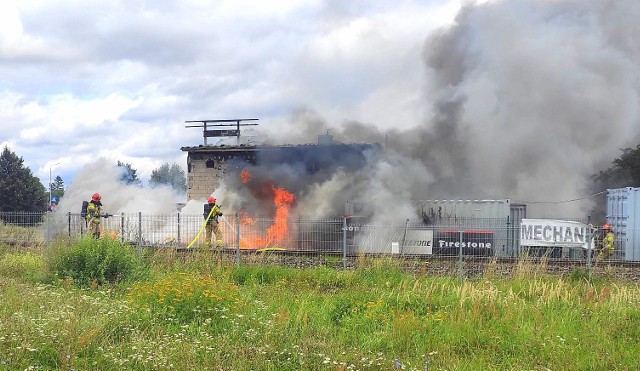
598;223;615;260
86;193;103;238
204;196;223;247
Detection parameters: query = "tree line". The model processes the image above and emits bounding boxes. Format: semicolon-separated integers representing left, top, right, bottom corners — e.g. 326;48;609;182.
0;146;187;213
2;144;640;214
589;144;640;222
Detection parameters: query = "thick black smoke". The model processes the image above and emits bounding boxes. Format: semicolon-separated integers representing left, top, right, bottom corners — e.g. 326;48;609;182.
417;0;640;215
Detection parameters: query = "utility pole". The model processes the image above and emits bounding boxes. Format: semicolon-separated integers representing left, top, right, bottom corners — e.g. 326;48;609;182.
49;162;60;207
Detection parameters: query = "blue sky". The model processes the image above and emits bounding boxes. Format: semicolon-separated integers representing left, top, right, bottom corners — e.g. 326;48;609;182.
0;0;464;187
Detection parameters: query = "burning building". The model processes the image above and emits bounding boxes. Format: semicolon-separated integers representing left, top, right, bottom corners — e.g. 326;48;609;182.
180;119;383;250
181;120;382;203
182;136;381;203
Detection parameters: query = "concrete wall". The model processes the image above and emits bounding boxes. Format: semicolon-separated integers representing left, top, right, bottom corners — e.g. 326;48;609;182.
184;148;257;201
186;155;221;201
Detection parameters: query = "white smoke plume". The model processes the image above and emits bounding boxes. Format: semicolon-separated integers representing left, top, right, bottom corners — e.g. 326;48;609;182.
57;158;180;215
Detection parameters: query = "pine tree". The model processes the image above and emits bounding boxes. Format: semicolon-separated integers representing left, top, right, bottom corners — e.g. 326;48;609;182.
590;144;640;222
149;162;187;192
117;161;142;186
50;175;65;200
0;146;48;212
592;144;640;191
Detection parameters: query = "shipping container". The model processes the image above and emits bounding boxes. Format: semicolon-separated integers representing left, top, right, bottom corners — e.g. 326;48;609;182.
419;199;511;222
344;199;526;257
606;187;640;261
417;199;526;257
508;203;527;257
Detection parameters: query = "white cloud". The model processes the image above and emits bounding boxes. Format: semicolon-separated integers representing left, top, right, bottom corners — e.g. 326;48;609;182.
1;0;462;199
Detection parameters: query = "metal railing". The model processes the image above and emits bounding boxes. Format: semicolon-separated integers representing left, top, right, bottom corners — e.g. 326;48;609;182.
0;212;636;264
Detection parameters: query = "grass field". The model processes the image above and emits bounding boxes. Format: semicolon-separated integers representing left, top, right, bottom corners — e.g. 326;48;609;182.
0;239;639;370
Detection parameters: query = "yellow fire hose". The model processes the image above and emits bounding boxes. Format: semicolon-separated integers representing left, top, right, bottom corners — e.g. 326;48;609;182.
187;209;284;251
186;206;216;249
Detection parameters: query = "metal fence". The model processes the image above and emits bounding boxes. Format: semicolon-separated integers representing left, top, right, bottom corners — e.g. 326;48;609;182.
0;212;635;263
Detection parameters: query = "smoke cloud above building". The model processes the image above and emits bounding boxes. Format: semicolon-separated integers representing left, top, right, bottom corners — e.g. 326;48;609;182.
261;0;640;220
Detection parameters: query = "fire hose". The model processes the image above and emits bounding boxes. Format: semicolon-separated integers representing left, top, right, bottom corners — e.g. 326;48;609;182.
186;207;231;249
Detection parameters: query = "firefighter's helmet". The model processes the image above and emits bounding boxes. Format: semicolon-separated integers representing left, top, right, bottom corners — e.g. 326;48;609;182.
603;223;611;231
208;196;216;204
92;193;101;202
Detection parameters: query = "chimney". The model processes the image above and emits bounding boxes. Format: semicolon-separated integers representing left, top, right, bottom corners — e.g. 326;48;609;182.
318;129;333;145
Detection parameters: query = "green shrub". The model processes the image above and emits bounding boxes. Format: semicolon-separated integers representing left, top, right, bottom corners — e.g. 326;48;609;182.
48;237;148;287
567;268;590;283
329;296;355;325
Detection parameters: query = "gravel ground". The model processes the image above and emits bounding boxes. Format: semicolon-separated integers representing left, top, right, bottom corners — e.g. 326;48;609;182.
184;249;640;283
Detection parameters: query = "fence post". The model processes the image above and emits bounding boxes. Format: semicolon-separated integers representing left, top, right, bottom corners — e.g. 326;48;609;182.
506;216;512;258
458;230;464;284
343;217;347;269
46;213;51;253
586;226;593;278
68;212;71;239
401;219;409;255
177;212;181;246
235;213;240;265
137;212;142;255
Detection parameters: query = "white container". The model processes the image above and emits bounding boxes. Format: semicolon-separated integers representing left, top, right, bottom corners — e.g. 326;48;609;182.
419;199;512;221
418;199;516;257
607;187;640;261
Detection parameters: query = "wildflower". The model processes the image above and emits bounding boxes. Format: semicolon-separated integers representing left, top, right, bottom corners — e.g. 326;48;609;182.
395;358;402;368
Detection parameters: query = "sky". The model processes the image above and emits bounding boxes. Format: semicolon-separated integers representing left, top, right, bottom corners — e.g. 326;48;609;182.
0;0;463;184
2;0;640;219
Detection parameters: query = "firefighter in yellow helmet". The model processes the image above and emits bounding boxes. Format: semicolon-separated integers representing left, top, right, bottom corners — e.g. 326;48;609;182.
597;223;615;260
86;193;103;238
204;196;223;247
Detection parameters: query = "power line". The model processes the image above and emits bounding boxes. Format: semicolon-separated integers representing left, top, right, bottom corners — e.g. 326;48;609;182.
515;190;607;204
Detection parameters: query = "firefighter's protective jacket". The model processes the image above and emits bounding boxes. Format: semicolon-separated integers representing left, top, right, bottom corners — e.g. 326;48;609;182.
603;231;615;252
204;203;223;225
86;201;102;225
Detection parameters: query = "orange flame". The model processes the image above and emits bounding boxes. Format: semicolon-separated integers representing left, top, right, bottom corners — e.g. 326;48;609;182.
241;169;251;184
265;186;295;243
239;169;295;249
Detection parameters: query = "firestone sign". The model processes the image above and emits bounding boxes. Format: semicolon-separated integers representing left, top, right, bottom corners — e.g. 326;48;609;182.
434;231;494;256
520;219;590;249
346;225;495;255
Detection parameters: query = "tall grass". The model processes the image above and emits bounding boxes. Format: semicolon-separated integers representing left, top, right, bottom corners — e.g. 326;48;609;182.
0;245;639;370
